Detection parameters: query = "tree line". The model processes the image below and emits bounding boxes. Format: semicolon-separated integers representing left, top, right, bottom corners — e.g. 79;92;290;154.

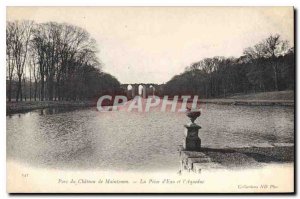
163;34;294;98
6;20;121;102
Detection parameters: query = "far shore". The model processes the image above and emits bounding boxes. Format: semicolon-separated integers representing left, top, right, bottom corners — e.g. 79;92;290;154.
7;97;294;116
192;99;294;106
178;90;294;107
6;100;97;115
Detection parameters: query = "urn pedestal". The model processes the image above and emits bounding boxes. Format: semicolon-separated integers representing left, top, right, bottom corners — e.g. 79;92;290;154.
183;123;201;151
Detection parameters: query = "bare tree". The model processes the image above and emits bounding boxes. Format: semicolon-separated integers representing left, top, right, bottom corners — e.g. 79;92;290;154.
9;21;34;101
32;23;46;101
6;22;15;102
262;34;289;90
165;34;294;98
243;34;290;91
7;20;120;102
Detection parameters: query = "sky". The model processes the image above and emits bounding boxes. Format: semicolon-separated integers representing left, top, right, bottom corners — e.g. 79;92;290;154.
7;7;294;84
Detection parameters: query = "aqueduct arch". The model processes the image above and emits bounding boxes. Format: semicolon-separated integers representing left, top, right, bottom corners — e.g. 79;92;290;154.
121;83;163;99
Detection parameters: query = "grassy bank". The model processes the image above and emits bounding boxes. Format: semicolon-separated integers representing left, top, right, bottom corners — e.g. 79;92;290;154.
188;90;294;106
199;99;294;106
227;90;294;100
6;100;96;115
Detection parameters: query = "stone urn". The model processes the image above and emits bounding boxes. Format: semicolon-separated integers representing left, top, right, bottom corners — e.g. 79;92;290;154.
186;108;201;124
183;108;201;151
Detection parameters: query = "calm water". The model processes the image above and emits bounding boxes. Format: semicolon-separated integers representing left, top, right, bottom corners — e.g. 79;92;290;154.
7;101;294;171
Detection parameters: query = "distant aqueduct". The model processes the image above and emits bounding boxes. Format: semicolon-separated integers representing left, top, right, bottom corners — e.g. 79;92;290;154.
121;83;163;99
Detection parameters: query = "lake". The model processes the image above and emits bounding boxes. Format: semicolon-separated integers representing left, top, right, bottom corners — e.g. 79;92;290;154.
7;100;294;172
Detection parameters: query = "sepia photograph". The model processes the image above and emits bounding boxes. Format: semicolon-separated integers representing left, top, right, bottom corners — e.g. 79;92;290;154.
5;6;295;193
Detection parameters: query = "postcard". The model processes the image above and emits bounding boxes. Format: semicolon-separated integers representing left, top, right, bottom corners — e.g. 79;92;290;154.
6;6;294;193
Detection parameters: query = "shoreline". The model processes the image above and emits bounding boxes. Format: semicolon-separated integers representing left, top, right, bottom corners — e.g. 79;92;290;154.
196;99;294;107
6;101;97;115
7;98;294;115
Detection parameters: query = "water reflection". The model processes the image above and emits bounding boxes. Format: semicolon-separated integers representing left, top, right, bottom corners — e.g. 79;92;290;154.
6;104;294;171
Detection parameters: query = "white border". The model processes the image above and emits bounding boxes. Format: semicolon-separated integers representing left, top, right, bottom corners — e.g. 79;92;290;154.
1;0;297;6
0;0;298;198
